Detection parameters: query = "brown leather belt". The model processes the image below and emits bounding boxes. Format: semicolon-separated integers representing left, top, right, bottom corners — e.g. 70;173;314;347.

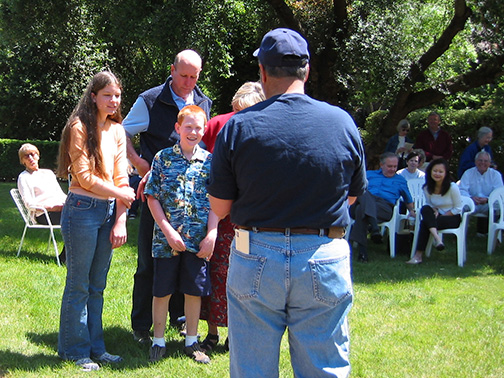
236;226;346;239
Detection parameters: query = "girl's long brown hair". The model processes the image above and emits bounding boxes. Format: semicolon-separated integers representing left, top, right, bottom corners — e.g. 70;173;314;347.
57;71;123;179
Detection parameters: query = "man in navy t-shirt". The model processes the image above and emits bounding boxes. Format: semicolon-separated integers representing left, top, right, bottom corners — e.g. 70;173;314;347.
207;28;366;378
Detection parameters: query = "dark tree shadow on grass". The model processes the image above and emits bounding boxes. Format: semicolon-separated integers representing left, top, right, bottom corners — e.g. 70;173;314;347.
1;248;62;266
0;350;61;373
19;325;219;372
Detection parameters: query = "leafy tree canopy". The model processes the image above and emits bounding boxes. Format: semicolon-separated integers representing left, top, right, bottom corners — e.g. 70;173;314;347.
0;0;503;155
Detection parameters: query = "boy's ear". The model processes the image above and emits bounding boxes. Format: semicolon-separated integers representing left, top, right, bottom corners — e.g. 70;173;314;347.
175;122;181;134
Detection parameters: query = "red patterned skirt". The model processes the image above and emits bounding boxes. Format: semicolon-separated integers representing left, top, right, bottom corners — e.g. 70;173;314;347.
200;215;234;327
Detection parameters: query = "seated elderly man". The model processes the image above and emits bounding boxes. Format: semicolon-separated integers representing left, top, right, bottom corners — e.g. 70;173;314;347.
350;152;415;262
459;150;503;236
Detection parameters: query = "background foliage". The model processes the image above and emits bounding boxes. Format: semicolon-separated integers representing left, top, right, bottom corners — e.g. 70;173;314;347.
0;0;503;169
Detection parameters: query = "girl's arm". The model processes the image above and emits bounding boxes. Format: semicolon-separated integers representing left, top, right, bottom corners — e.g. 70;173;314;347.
147;195;186;252
110;199;128;249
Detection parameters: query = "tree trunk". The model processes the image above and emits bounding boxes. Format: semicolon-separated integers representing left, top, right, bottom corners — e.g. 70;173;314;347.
367;0;474;167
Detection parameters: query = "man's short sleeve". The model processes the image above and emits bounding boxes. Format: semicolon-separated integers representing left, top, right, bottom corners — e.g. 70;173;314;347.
122;97;150;138
206;124;238;200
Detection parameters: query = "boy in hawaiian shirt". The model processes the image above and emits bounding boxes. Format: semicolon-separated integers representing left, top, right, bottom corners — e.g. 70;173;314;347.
145;105;218;364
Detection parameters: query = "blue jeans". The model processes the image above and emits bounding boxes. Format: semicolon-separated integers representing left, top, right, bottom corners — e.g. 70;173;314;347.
227;231;353;378
58;192;116;360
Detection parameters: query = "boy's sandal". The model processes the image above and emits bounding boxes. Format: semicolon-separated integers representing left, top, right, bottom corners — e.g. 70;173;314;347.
200;334;219;353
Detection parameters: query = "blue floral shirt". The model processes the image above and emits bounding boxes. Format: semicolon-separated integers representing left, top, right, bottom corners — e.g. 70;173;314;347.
145;143;212;258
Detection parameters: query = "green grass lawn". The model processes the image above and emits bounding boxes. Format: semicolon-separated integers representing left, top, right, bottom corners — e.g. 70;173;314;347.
0;181;503;377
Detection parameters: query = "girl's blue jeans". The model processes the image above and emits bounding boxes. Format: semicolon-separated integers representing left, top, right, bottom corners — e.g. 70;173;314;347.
58;192;116;360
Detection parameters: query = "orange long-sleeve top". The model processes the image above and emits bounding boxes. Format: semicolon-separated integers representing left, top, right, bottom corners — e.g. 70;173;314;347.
67;119;129;200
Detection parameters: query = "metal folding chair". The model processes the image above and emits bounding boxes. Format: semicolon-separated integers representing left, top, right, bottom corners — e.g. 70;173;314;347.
10;188;62;266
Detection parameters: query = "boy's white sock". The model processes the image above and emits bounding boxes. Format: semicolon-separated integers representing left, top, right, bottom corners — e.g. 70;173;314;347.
185;335;198;347
152;337;165;347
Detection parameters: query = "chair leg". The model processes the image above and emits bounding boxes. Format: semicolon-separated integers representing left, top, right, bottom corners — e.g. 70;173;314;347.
425;235;433;257
49;228;61;267
456;235;464;267
410;229;419;259
389;227;396;258
17;225;28;257
488;227;497;255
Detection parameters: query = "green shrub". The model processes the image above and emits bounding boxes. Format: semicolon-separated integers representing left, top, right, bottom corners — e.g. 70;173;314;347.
0;139;60;181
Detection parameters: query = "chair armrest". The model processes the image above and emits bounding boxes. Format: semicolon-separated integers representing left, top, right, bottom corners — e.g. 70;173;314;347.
28;206;55;226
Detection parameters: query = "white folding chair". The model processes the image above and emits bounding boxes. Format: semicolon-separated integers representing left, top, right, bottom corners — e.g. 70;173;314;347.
378;199;408;258
422;196;475;267
487;186;504;254
10;188;62;266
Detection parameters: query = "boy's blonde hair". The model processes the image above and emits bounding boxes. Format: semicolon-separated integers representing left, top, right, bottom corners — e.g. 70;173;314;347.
18;143;39;164
177;105;207;125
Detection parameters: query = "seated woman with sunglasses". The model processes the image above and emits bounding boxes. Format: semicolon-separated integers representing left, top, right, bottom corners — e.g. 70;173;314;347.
17;143;67;226
384;119;414;170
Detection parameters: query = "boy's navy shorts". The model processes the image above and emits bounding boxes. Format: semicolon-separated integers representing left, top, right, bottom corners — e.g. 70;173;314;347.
153;252;211;298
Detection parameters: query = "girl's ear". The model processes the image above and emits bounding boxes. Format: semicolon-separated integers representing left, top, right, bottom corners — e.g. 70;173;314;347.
91;92;96;103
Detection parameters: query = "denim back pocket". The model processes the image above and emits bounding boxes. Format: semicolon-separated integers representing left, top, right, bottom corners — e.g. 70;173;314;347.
227;247;266;300
309;255;352;307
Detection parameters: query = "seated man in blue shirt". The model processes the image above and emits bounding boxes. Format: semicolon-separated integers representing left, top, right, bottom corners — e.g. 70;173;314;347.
350;152;415;262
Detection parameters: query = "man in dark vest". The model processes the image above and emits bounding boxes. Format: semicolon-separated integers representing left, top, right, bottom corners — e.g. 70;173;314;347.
123;49;212;344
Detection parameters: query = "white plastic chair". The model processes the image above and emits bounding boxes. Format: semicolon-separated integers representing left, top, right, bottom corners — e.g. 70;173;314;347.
487;186;504;254
378;199;408;258
408;178;427;257
10;188;62;266
420;196;475;267
345;198;406;257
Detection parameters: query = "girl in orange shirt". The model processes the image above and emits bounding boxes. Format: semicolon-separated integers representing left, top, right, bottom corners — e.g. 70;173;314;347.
56;71;135;371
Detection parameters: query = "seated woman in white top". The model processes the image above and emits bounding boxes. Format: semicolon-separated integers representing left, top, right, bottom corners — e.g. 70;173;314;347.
17;143;67;225
407;159;462;264
397;151;426;181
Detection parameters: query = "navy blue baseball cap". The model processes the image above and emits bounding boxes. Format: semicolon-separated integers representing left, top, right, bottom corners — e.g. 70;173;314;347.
253;28;310;67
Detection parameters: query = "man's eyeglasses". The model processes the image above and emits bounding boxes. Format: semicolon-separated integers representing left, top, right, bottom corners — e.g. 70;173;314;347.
401;127;410;132
24;152;38;159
